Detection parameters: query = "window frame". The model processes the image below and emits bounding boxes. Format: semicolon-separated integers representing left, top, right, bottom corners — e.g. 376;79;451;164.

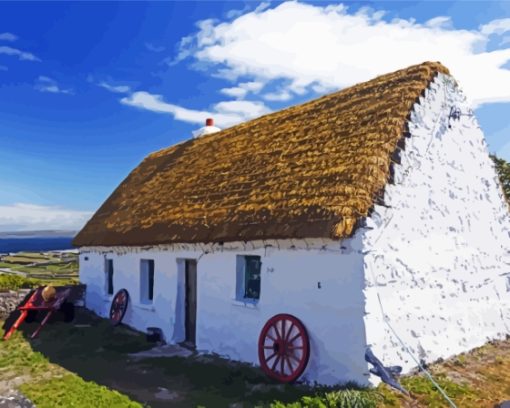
236;255;261;302
140;259;155;304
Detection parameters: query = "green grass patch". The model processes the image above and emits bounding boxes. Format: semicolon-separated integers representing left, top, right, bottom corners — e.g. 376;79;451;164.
20;374;143;408
0;318;146;408
0;275;43;290
271;388;380;408
375;372;480;407
2;256;46;264
0;330;51;376
401;374;478;406
0;274;79;290
0;252;78;277
0;262;15;268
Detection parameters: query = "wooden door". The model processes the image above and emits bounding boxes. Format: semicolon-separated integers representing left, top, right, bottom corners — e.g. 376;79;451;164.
185;259;197;346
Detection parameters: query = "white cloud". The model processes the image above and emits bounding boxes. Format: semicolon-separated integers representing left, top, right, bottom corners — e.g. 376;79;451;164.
0;32;17;42
220;80;264;99
263;89;292;101
226;5;250;19
220;86;247;98
0;203;92;232
121;91;270;127
98;81;131;94
0;65;7;71
176;1;510;107
0;45;39;61
425;16;452;29
35;76;73;95
480;18;510;36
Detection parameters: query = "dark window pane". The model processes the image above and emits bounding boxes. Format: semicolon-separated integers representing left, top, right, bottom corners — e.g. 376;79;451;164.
107;260;114;295
148;260;154;301
244;256;261;300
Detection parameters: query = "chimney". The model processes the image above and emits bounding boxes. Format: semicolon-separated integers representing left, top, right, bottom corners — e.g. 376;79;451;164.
192;117;221;138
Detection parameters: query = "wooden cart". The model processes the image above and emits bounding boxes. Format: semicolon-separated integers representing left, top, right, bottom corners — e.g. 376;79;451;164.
3;286;74;340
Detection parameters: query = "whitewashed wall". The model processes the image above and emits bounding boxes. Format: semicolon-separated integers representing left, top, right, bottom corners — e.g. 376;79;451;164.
362;73;510;383
79;237;369;386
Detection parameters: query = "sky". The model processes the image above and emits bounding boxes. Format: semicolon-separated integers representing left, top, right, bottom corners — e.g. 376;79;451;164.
0;1;509;232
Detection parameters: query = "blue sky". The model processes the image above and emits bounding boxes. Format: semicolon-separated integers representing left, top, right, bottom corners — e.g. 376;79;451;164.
0;1;509;231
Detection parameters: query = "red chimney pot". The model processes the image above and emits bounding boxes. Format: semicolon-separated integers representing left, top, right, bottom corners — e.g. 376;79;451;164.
206;118;214;126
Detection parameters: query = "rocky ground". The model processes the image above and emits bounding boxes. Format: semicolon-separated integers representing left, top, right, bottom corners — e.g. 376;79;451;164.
0;390;35;408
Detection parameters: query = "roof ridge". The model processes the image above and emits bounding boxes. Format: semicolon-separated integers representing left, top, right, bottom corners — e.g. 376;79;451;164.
149;61;449;160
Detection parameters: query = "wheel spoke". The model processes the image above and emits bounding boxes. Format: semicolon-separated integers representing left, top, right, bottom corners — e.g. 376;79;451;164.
280;353;285;375
266;333;277;342
273;323;282;341
271;355;281;371
288;345;304;350
288;332;301;344
265;352;277;363
285;356;294;374
288;352;301;363
281;319;286;346
285;324;295;342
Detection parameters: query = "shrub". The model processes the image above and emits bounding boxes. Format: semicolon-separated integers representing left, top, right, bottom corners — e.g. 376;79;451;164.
272;389;379;408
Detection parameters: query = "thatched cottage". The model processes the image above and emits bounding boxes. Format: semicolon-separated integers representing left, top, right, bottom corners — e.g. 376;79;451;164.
74;62;510;386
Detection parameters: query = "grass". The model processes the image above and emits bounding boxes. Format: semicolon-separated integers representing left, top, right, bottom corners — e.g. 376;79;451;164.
2;304;510;407
0;323;144;408
274;339;510;408
0;308;363;408
0;251;78;287
0;275;78;290
20;375;143;408
272;388;381;407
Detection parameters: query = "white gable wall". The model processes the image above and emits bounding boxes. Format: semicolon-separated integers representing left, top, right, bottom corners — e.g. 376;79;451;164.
79;238;369;386
362;73;510;381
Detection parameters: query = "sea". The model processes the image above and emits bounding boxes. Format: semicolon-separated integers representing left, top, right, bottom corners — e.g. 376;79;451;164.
0;237;74;254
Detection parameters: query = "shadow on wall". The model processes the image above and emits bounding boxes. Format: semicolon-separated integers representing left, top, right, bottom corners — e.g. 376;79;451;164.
85;281;107;317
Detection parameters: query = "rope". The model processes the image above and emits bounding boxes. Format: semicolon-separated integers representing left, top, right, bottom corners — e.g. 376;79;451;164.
367;73;457;407
372;285;457;407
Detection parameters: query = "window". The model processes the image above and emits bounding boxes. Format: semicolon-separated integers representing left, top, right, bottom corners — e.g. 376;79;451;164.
236;255;261;301
140;259;155;303
105;259;114;296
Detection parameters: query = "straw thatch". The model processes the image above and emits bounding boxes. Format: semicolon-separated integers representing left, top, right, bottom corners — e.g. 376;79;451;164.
74;61;449;247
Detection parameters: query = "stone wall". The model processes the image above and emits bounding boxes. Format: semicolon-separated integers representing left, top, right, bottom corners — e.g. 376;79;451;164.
0;289;32;318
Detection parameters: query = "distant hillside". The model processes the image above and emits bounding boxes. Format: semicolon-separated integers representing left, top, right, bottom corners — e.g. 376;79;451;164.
491;154;510;202
0;230;77;239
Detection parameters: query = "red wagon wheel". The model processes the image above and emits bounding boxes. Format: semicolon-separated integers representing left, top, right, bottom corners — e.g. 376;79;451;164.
109;289;129;326
258;313;310;383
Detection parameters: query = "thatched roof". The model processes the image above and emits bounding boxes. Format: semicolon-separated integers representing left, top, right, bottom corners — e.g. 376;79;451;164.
74;61;450;247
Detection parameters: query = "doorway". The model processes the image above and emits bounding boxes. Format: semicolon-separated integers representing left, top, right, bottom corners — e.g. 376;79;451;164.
184;259;197;347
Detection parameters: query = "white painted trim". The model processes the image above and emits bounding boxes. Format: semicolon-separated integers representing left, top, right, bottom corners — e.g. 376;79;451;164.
79;238;348;255
231;299;259;309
